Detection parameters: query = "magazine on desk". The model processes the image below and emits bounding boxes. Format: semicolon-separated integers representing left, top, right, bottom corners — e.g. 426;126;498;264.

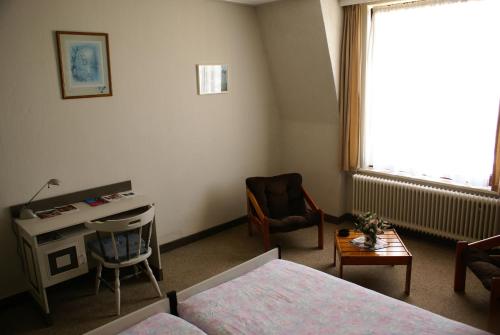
55;204;79;214
35;209;62;219
36;204;79;219
84;197;109;207
101;193;124;202
101;192;136;202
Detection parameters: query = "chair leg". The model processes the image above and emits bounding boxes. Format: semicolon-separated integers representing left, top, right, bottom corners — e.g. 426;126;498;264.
115;268;121;316
95;263;103;295
144;259;163;298
454;241;468;291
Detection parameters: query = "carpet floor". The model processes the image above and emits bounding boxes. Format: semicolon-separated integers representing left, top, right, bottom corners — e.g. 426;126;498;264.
0;221;497;334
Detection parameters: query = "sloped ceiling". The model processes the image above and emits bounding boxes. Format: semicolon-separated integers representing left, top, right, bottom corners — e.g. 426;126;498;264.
255;0;344;215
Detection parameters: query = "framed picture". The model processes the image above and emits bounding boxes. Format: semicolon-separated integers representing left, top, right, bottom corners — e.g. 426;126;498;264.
56;31;112;99
196;64;228;95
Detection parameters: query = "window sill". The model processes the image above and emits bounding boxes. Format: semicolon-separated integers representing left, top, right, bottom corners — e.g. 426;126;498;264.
354;168;499;198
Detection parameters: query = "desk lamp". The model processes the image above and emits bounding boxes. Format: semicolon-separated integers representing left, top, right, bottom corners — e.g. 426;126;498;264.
19;179;61;219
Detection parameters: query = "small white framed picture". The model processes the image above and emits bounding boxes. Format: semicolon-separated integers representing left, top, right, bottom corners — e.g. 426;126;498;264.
196;64;228;95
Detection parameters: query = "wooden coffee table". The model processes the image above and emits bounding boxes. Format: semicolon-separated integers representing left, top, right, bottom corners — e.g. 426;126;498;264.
333;229;413;294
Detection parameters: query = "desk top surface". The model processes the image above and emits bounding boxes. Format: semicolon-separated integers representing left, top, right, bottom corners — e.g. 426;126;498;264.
16;194;153;237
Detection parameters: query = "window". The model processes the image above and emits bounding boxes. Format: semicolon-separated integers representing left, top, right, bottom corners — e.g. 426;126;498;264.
362;0;500;188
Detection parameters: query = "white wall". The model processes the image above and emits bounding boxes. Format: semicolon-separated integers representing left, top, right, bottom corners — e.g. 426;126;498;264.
256;0;345;215
0;0;280;299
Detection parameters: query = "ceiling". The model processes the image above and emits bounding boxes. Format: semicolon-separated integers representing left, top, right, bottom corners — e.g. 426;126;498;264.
221;0;280;5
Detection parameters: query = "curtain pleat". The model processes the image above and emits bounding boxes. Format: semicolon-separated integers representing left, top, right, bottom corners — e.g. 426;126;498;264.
339;5;362;172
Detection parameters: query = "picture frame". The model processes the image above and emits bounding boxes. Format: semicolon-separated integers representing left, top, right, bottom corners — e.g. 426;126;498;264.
196;64;228;95
55;31;113;99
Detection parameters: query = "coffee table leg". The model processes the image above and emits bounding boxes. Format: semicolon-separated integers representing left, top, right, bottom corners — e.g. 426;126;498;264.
339;260;343;278
405;259;412;295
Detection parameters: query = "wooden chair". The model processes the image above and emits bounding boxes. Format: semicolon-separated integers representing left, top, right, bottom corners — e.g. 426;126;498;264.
246;173;324;251
454;235;500;318
85;205;162;316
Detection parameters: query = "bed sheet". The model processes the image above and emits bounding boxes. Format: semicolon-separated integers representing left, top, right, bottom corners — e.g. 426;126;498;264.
178;259;489;335
118;312;207;335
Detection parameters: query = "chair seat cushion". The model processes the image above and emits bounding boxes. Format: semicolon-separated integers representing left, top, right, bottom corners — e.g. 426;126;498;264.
88;233;148;263
464;248;500;290
268;210;320;233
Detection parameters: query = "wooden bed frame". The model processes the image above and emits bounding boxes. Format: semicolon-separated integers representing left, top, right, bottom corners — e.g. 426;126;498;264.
85;248;281;334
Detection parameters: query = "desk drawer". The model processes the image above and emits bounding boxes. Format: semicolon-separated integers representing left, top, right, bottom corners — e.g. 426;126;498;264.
38;235;88;288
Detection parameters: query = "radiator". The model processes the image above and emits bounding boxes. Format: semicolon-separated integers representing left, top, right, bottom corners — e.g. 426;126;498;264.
352;174;500;241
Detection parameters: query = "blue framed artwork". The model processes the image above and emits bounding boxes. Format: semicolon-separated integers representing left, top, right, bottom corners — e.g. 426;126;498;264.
56;31;112;99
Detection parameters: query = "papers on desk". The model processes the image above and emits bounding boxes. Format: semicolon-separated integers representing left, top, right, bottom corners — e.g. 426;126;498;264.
35;192;137;219
36;204;79;219
102;193;124;202
99;191;136;203
36;209;62;219
55;204;79;214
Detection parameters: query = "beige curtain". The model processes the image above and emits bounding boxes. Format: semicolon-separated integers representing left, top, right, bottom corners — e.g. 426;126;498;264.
339;5;363;172
491;106;500;192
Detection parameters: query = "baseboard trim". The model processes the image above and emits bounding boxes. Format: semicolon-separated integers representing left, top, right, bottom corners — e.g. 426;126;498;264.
161;213;348;253
159;216;247;253
0;291;32;310
160;211;354;252
325;213;354;224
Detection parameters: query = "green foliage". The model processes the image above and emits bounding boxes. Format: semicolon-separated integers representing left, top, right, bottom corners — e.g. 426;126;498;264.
354;212;389;247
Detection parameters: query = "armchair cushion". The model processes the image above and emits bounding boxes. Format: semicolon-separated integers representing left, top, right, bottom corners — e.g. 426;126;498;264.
268;209;321;233
246;173;306;219
464;248;500;290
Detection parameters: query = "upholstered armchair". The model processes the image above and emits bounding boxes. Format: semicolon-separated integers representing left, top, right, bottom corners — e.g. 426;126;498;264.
246;173;324;251
454;235;500;317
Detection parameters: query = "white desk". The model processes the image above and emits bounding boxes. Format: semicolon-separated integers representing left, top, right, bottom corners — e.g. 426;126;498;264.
14;190;162;324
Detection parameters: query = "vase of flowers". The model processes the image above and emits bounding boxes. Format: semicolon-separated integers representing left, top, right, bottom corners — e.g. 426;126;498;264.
354;212;389;248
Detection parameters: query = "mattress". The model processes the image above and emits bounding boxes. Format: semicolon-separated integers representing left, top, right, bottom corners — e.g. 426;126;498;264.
178;259;489;335
118;312;207;335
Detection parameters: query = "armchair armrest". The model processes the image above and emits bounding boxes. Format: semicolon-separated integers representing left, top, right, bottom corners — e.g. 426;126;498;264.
302;186;320;211
469;235;500;250
246;188;267;222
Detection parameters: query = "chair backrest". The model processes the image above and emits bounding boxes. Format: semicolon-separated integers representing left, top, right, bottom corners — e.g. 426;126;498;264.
246;173;306;219
85;205;155;262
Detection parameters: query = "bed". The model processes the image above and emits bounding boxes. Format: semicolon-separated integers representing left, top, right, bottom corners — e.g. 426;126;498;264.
86;248;490;335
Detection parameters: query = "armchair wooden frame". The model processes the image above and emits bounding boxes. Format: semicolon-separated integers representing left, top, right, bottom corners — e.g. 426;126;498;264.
454;235;500;318
246;186;324;251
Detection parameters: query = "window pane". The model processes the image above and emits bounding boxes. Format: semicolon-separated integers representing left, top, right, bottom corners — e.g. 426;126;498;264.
363;0;500;188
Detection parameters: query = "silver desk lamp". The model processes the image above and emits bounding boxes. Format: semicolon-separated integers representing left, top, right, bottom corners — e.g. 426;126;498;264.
19;179;61;219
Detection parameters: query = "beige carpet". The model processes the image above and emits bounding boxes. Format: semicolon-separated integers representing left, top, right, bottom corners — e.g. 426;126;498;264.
0;222;496;334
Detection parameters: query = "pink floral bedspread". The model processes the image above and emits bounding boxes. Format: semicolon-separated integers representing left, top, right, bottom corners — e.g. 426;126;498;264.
178;259;489;335
118;312;207;335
